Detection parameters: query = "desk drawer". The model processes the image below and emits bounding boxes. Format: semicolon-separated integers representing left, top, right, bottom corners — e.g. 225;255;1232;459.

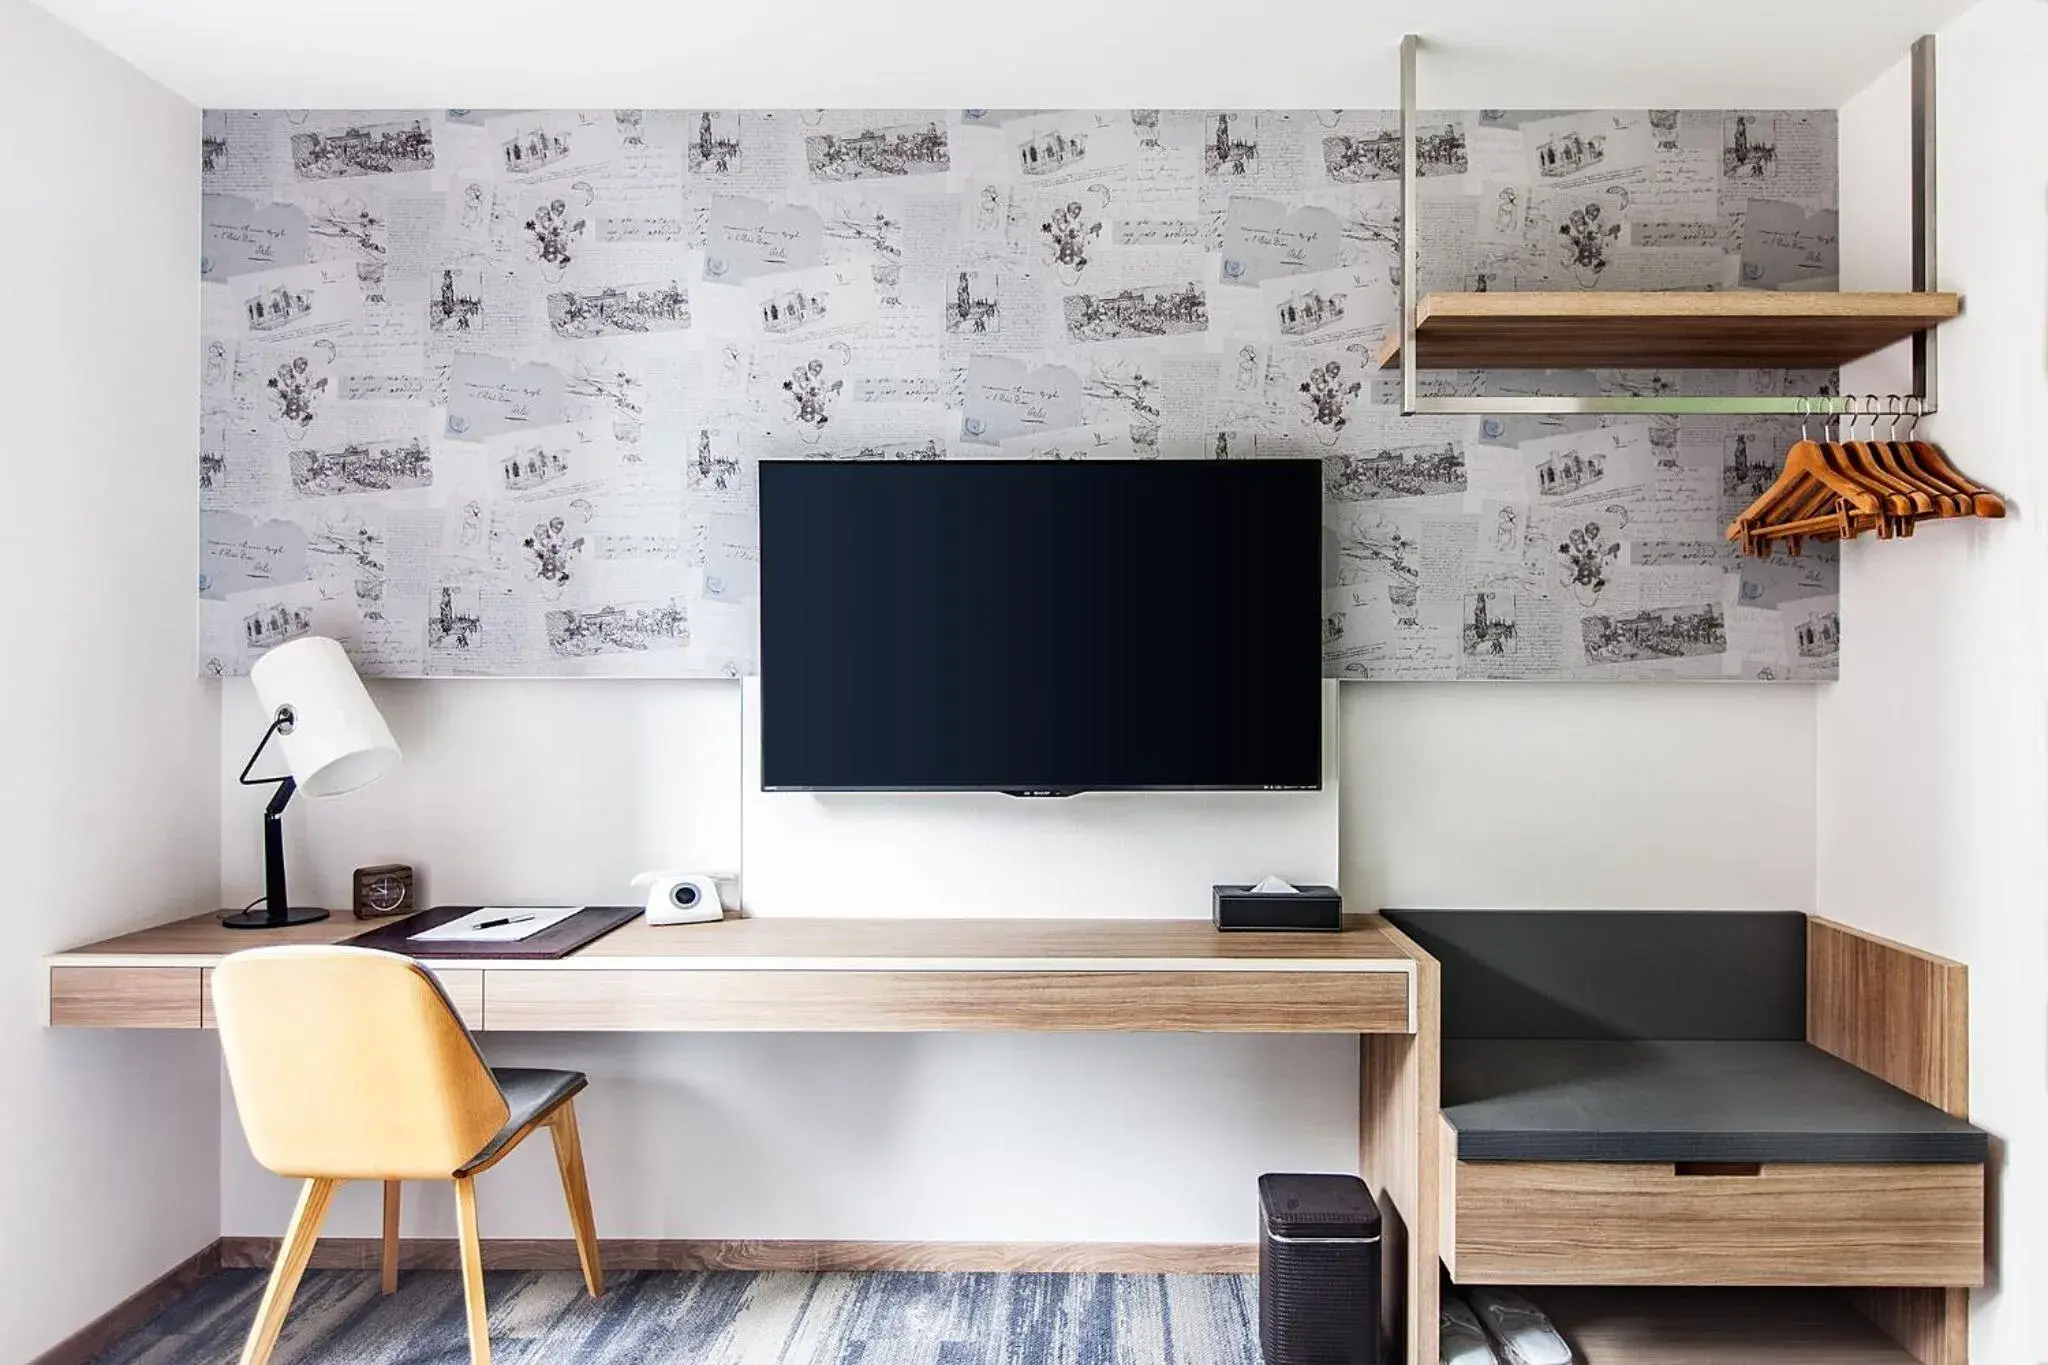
197;966;484;1031
50;967;202;1028
485;969;1411;1033
1443;1154;1984;1287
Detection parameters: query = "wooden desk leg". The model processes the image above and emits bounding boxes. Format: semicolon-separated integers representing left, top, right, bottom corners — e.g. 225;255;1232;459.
1362;943;1441;1365
381;1181;401;1295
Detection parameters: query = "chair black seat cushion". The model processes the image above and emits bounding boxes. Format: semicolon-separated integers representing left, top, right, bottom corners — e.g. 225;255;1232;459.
458;1068;588;1175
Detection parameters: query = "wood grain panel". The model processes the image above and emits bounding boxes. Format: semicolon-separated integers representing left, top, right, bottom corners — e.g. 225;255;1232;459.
483;968;1408;1033
217;1237;1257;1275
1448;1160;1984;1288
1361;916;1440;1365
56;909;1411;966
1375;291;1961;371
1809;918;1970;1118
1807;917;1977;1365
48;967;201;1028
1525;1287;1921;1365
199;966;483;1031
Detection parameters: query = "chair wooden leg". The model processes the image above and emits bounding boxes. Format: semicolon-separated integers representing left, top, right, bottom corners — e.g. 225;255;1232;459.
381;1180;401;1295
238;1177;339;1365
453;1175;491;1365
548;1100;604;1297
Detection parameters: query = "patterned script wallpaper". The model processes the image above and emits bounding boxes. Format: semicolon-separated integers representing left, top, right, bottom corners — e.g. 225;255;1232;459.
198;108;1841;681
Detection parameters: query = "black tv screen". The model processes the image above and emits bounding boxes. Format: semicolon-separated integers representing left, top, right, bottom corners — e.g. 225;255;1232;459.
758;459;1323;793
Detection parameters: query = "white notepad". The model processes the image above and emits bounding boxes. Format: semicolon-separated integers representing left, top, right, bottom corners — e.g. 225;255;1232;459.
408;906;583;944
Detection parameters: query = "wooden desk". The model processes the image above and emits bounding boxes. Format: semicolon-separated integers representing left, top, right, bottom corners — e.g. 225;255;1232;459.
48;911;1415;1034
48;910;1444;1363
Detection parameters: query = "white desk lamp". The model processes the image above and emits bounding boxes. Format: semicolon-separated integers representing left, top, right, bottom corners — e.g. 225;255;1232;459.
221;636;402;929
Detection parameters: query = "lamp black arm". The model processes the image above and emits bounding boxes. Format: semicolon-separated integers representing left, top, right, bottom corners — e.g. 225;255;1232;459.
220;707;330;929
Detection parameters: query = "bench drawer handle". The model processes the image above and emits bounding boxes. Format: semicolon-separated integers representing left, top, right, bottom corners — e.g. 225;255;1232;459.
1674;1162;1763;1177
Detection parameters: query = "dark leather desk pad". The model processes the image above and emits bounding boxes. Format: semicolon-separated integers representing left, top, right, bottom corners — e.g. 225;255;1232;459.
1443;1038;1988;1164
346;905;639;960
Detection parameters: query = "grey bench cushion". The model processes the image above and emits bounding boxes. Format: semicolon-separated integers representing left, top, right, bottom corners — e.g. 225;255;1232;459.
458;1068;588;1175
1443;1039;1987;1164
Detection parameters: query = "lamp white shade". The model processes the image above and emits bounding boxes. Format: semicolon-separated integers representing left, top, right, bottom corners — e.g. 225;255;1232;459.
249;636;401;798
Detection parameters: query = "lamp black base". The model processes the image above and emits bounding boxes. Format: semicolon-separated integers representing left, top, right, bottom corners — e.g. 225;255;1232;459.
217;906;332;929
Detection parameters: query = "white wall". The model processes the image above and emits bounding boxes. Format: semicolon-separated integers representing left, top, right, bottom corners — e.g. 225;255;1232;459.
1827;2;2048;1357
219;676;1817;1241
0;1;219;1357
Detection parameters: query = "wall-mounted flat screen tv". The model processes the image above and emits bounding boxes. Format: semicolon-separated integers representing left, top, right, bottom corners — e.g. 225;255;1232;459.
758;459;1323;794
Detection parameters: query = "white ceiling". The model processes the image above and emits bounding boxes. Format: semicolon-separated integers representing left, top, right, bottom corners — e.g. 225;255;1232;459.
33;0;1977;110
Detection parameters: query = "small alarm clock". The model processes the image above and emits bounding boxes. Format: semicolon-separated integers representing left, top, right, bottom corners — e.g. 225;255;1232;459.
353;863;416;919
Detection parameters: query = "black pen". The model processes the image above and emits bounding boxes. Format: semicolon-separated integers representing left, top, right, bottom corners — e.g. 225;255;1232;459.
472;914;536;930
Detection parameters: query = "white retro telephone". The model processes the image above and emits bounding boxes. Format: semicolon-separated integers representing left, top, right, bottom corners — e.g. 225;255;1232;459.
631;870;731;926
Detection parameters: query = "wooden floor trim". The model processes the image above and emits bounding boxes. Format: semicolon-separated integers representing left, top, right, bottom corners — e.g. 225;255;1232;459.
28;1240;221;1365
218;1236;1258;1275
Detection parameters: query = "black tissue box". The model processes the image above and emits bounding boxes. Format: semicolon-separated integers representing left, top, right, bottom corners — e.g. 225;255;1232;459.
1213;884;1343;932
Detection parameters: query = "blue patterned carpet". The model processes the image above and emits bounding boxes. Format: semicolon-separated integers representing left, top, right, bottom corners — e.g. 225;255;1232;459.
94;1269;1263;1363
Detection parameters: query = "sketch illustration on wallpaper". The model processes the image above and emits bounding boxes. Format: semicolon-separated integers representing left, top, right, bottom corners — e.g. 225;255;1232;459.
1063;282;1206;341
1795;608;1840;659
245;602;313;650
691;112;741;174
1557;201;1622;280
199;105;1840;681
1389;583;1421;629
782;359;842;432
291;121;434;179
308;514;383;575
1323;124;1466;183
523;197;587;272
1041;200;1103;281
1724;114;1778;179
1583;604;1727;664
546;600;691;657
805;123;949;180
264;355;327;436
1493;505;1521;556
548;282;690;337
1299;360;1363;445
1463;592;1519;657
1538;446;1606;496
289;439;433;497
1557;520;1622;604
523;515;586;589
1325;445;1466;502
690;430;744;494
433;268;486;333
429;586;484;652
1723;434;1778;514
1206;113;1258;176
948;272;1000;335
503;126;572;175
1537;129;1605;178
503;444;569;491
1276;285;1347;338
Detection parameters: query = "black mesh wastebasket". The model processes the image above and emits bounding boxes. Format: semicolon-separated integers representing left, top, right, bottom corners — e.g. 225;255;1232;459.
1258;1173;1381;1365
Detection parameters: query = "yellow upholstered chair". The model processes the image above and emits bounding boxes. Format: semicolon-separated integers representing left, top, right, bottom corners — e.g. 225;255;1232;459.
213;945;602;1365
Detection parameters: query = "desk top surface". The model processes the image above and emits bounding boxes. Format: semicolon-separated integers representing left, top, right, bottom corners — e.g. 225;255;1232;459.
52;910;1417;973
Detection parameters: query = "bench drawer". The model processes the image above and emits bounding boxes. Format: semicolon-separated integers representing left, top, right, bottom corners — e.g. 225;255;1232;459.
1444;1154;1984;1287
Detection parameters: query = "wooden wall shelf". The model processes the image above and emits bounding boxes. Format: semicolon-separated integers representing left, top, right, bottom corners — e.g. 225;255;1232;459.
1375;292;1961;372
